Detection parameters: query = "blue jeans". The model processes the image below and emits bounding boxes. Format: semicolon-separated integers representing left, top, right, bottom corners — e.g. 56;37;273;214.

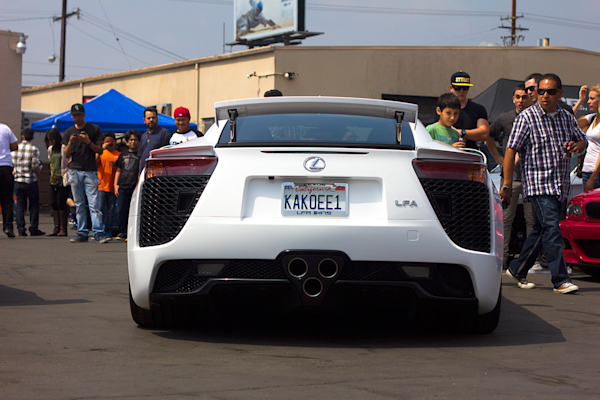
117;187;135;235
68;170;103;237
582;171;600;191
508;195;571;288
98;190;117;236
14;181;40;234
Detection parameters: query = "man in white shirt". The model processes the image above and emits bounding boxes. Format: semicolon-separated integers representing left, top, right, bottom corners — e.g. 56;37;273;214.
0;122;18;237
164;107;202;146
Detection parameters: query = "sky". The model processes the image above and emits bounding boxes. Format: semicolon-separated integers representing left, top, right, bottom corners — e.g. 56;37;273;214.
2;0;600;87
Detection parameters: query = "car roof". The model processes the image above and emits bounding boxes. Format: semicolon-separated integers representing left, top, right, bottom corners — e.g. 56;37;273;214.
214;96;418;125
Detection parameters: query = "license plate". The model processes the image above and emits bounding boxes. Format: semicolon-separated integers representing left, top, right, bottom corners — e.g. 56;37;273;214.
281;182;348;216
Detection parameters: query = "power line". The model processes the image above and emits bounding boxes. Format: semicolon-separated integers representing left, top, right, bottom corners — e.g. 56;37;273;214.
0;16;52;22
68;24;153;66
97;0;132;69
24;61;122;72
80;11;188;60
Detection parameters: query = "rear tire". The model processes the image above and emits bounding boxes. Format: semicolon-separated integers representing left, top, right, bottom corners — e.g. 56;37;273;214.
473;288;501;334
435;288;501;334
129;288;201;328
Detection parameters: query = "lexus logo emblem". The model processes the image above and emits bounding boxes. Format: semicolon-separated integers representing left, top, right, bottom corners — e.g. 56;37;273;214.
304;157;326;172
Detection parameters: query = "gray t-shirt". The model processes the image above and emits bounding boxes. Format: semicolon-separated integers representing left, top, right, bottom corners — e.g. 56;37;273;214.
490;109;522;181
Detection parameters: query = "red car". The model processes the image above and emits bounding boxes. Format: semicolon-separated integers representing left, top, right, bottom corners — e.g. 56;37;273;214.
561;188;600;278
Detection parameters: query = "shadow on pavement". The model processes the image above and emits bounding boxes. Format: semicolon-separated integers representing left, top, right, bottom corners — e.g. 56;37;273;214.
151;296;566;349
0;285;91;307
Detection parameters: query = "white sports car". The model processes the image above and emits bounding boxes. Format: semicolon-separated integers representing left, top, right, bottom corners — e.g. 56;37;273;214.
128;97;503;333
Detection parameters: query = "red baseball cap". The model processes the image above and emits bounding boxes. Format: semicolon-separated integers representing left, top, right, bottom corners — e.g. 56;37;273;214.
174;107;191;118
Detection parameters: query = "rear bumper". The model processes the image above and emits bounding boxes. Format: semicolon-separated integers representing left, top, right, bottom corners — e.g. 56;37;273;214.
128;216;502;314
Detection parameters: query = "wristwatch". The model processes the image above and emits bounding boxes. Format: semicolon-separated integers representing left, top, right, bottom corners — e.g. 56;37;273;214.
501;185;511;192
460;129;467;138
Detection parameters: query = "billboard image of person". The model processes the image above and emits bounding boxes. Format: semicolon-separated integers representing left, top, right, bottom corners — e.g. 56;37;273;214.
235;0;299;41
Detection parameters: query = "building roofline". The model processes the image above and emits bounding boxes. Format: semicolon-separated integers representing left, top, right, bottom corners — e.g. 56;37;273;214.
23;45;599;93
22;46;275;93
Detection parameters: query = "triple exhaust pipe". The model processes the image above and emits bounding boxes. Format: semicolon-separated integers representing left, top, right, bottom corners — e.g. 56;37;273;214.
282;252;344;305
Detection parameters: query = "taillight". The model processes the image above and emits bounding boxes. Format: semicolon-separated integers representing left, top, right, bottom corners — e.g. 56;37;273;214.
145;157;217;178
412;159;487;184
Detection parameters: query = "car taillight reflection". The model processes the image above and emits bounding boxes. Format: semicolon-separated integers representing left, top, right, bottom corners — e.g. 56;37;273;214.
145;157;217;178
412;159;487;183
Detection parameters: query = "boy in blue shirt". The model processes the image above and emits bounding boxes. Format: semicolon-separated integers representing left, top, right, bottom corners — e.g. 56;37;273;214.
426;93;465;149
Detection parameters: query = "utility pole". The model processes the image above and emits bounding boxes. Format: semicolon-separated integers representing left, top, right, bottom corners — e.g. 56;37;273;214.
54;1;80;82
499;0;528;46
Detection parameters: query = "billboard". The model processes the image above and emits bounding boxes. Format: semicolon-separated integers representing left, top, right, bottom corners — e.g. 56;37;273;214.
235;0;305;41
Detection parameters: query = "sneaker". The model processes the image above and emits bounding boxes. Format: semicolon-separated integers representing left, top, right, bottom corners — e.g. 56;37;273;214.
567;266;573;275
70;235;89;243
530;262;544;271
529;261;551;274
506;269;536;289
553;282;579;294
96;235;109;244
116;233;127;241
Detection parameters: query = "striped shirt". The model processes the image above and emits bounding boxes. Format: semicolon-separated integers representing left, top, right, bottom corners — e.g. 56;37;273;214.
11;140;41;183
507;102;586;201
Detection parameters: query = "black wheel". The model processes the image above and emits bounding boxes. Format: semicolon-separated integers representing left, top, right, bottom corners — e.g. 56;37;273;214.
578;265;600;280
434;287;501;334
129;287;202;328
473;288;501;334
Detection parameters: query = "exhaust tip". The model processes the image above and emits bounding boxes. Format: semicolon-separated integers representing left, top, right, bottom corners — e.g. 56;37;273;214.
318;258;339;278
288;257;308;278
303;278;323;297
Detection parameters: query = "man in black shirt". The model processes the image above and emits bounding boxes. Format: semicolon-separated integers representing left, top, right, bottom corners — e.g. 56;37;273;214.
433;71;490;149
486;84;535;265
63;103;106;243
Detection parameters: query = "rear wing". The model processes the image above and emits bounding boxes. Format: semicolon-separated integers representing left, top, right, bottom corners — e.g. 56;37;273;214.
215;96;418;124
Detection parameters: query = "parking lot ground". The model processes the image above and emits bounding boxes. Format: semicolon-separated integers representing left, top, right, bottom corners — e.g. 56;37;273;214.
1;215;600;399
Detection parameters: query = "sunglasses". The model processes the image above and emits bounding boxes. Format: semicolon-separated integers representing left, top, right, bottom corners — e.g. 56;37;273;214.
526;86;537;92
452;86;470;91
537;88;560;96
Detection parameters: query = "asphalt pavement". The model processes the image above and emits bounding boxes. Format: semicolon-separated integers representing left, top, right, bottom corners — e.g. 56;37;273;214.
1;214;599;399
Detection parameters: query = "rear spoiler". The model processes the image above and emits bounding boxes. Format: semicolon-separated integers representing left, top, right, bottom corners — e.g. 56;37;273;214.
214;96;418;126
150;145;216;158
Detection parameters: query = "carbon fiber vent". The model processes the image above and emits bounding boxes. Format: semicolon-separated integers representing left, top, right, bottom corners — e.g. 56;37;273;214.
139;176;209;247
419;178;491;253
585;201;600;220
340;262;475;298
153;260;208;294
152;259;286;294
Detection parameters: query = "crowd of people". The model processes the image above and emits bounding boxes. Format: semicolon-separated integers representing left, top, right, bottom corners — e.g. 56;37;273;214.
0;104;201;243
1;73;600;294
427;71;600;294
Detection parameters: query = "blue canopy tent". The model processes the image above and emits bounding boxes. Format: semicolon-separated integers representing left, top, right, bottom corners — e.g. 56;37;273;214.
31;88;196;133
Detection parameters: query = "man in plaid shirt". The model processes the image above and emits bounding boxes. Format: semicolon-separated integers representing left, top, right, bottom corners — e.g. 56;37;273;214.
501;73;587;294
11;128;45;236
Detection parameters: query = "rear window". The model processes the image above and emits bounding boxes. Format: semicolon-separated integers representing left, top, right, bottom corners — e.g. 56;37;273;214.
217;113;414;148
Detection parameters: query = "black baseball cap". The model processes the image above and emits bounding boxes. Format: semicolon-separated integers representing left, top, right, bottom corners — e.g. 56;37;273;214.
451;71;473;87
71;103;85;114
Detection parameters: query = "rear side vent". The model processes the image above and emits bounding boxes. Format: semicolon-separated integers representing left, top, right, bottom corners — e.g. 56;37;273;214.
413;159;491;253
